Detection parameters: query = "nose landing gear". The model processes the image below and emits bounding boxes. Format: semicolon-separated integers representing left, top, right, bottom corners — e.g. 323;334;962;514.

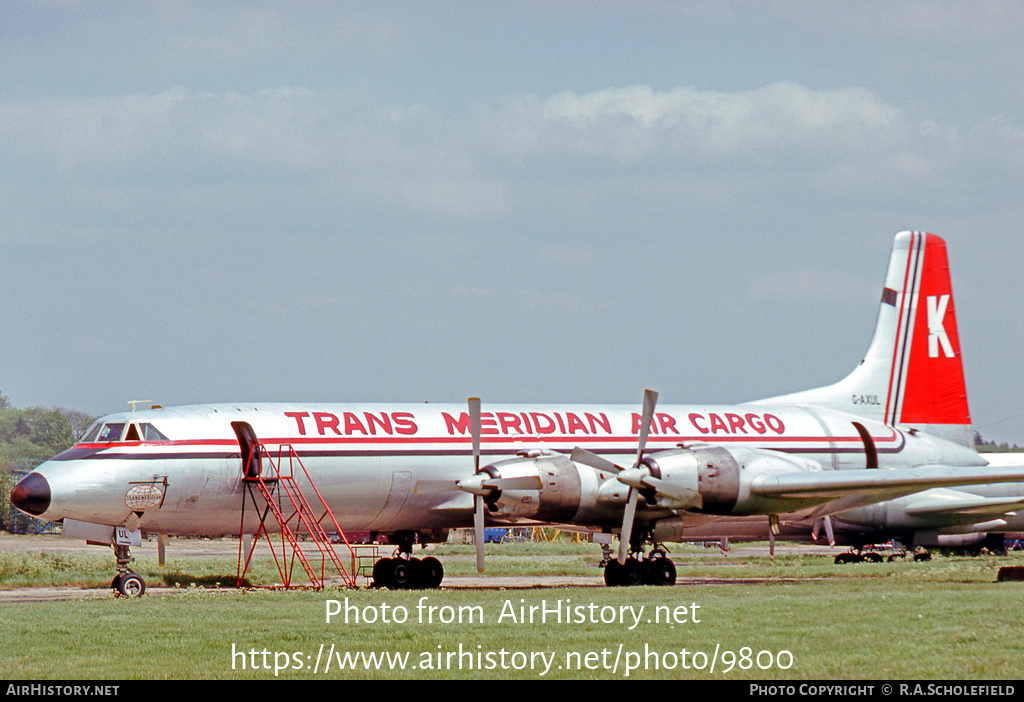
111;539;146;597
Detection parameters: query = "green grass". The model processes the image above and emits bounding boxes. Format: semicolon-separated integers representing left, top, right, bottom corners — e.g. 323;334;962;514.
0;548;274;590
1;540;1022;679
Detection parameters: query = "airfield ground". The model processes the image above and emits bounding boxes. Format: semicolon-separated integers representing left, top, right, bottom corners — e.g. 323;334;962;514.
0;532;839;599
3;533;1022;679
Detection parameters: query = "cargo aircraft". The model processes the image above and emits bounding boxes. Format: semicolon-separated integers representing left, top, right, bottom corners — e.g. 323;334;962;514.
12;231;1024;595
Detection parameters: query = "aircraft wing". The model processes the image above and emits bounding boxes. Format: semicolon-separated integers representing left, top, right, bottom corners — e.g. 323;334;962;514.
750;465;1024;518
751;466;1024;499
902;489;1024;518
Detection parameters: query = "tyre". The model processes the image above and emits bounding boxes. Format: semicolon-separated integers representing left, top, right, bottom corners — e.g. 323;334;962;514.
604;560;625;586
420;557;444;589
372;558;393;589
622;558;644;586
391;559;414;589
643;558;677;586
115;572;146;598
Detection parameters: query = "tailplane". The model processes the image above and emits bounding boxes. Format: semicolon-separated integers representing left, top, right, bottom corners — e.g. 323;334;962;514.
758;231;973;447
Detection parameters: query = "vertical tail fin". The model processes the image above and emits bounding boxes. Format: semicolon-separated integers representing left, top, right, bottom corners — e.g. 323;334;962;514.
759;232;973;447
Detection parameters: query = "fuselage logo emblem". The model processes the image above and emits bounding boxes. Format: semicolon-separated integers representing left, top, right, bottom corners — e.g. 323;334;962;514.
125;484;164;510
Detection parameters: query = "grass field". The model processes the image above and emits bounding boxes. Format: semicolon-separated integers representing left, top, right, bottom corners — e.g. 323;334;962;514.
1;538;1022;680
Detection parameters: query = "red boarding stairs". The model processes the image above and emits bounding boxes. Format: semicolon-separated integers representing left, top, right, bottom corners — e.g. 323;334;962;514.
237;442;359;589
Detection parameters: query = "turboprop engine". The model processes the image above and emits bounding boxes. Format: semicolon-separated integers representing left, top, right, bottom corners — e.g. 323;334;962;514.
576;443;822;517
475;453;584;523
569;390;829;564
477;442;821;528
450;393;825;573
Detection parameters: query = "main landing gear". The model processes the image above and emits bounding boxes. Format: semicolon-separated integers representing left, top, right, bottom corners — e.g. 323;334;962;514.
834;546;932;564
370;532;444;590
371;555;444;590
604;549;677;586
111;543;146;597
602;528;678;587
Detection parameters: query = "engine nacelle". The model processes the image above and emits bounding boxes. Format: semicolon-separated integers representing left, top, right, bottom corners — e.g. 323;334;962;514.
640;445;741;514
480;453;583;522
620;443;822;516
479;443;819;526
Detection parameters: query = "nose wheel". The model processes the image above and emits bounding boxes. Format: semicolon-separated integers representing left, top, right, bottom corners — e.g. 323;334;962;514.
111;543;147;597
112;571;147;597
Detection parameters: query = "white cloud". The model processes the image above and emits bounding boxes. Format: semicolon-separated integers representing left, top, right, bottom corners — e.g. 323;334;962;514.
0;86;327;181
485;82;902;164
2;80;1022;244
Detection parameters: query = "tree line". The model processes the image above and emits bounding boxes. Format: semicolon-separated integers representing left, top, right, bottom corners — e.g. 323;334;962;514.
0;392;96;530
0;392;94;465
974;432;1024;453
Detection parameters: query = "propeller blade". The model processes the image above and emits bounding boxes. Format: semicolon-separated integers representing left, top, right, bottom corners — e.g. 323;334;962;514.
570;447;626;474
638;475;701;505
618;489;639;564
469;397;485;572
616;389;659;565
483;476;543;491
414;480;460;495
474;494;486;572
468;397;481;473
812;515;836;546
636;389;659;463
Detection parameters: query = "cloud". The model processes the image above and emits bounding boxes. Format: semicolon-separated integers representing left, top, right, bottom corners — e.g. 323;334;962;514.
483;82;902;165
0;86;326;182
2;80;1021;243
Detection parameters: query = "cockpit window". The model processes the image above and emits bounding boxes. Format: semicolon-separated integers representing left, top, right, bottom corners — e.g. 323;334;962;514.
97;423;126;442
140;423;169;441
77;420;170;444
80;422;102;443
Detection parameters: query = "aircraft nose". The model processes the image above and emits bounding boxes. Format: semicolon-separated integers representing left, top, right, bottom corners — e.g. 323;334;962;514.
10;472;51;517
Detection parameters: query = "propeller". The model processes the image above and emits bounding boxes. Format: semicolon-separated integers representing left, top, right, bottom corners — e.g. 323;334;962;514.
569;444;700;503
414;397;541;573
618;389;658;563
571;389;659;564
811;515;835;547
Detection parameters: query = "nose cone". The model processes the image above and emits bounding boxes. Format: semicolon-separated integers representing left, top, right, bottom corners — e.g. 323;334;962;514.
10;472;51;517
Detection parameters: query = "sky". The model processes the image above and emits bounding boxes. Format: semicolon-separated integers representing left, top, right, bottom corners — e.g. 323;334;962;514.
1;1;1022;443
